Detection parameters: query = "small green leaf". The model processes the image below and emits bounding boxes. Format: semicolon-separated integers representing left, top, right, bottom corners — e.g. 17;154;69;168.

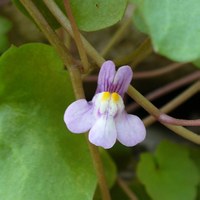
0;16;12;53
137;141;199;200
133;0;200;62
69;0;128;31
0;43;97;200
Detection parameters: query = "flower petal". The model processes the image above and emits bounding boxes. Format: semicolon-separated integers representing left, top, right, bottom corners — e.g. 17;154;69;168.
116;112;146;146
89;115;117;149
96;60;116;93
112;66;133;97
64;99;94;133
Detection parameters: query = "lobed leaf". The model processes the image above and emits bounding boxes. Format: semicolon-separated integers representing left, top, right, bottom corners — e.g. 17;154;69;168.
137;141;199;200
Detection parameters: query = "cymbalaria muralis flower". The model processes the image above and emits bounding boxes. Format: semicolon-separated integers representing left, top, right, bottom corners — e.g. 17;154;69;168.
64;61;146;149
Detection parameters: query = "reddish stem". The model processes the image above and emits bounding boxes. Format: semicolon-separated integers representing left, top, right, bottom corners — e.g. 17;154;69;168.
134;62;187;79
159;114;200;126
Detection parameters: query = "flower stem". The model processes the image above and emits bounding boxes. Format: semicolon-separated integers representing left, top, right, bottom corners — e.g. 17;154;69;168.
128;86;200;144
20;0;111;199
63;0;90;73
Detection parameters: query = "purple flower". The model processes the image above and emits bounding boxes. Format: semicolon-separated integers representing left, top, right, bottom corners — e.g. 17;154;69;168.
64;61;146;149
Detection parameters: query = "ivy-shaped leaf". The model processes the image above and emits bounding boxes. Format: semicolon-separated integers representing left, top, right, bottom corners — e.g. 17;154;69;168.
0;43;97;200
133;0;200;62
137;141;199;200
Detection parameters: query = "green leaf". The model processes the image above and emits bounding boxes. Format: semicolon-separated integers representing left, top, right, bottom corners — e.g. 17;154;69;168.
0;43;97;200
137;141;199;200
133;0;200;62
13;0;127;31
69;0;128;31
0;16;12;53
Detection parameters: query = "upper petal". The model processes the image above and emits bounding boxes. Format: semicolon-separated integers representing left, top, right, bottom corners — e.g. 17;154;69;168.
112;66;133;97
64;99;94;133
115;112;146;146
96;60;116;93
89;115;117;149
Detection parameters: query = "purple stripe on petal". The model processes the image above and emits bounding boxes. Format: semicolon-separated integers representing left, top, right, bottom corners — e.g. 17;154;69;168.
113;66;133;97
89;115;117;149
96;60;116;93
64;99;94;133
115;112;146;146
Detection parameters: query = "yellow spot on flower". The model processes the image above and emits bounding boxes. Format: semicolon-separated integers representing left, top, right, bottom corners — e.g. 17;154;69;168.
101;92;110;101
111;92;120;102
